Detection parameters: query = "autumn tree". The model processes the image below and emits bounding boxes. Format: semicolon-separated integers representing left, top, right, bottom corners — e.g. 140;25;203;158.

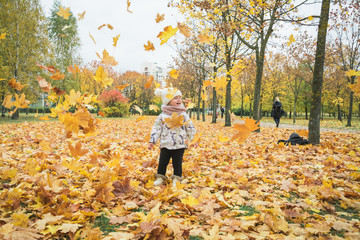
0;0;52;119
329;0;360;127
48;0;81;92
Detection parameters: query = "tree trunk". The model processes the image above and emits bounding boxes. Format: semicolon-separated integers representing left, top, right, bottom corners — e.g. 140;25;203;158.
346;76;355;127
252;47;265;127
212;88;217;123
305;105;308;120
202;100;205;122
308;0;330;145
197;85;201;121
225;75;232;126
293;96;297;124
337;104;342;122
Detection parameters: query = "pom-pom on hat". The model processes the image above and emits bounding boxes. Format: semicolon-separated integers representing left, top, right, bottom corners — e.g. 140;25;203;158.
155;88;182;106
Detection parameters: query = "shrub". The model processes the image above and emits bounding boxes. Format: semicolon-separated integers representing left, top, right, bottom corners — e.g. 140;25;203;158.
102;102;130;117
99;90;129;107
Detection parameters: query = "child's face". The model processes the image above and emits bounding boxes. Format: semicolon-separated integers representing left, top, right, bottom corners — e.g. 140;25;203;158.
168;95;182;106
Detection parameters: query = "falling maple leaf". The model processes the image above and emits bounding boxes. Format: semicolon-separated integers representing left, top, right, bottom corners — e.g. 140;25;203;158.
198;33;213;44
164;112;186;129
36;63;58;73
65;89;83;106
145;76;154;88
93;66;114;88
107;24;114;30
89;33;96;44
113;34;120;47
13;93;30;108
287;34;295;46
77;11;86;20
8;78;25;91
126;0;133;13
38;116;50;121
57;6;71;19
231;118;259;143
68;141;89;158
67;64;80;75
345;69;360;77
169;69;179;79
177;22;192;38
52;87;66;96
50;72;65;80
98;24;106;30
157;26;178;45
96;49;118;66
149;104;159;112
155;13;165;23
203;80;212;87
98;111;105;117
133;105;143;115
2;94;13;109
213;76;227;91
36;76;52;92
144;41;155;51
116;84;129;91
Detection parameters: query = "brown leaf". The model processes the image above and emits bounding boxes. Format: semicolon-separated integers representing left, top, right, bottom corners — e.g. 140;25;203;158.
112;178;131;197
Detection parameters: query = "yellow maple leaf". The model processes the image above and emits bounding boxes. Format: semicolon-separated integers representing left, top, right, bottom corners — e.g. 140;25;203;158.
164;112;185;129
77;11;86;21
349;80;360;96
14;93;30;108
213;76;227;91
93;66;114;88
38;116;50;121
67;64;80;75
287;34;295;46
57;6;71;20
203;80;212;87
308;15;314;21
345;69;360;77
157;26;178;45
37;76;52;92
149;104;159;112
155;13;165;23
181;195;199;207
2;94;13;109
144;40;155;51
0;33;6;40
65;89;83;106
97;49;118;66
177;22;192;38
11;212;29;228
133;105;143;115
39;140;52;151
198;33;213;44
8;78;26;91
169;69;179;79
113;34;120;47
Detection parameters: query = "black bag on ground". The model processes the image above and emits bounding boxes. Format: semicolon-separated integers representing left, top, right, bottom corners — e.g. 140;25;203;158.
277;133;309;146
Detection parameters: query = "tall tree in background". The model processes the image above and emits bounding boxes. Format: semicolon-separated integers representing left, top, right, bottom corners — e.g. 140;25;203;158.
308;0;331;144
330;0;360;127
0;0;52;119
48;0;81;92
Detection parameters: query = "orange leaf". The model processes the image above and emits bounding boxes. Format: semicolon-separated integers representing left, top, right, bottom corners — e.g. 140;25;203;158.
155;13;165;23
113;34;120;47
52;87;66;96
68;141;89;158
77;11;86;20
116;84;129;91
38;116;50;121
203;80;212;87
169;69;179;79
198;33;213;44
231;118;259;143
98;111;105;117
67;64;80;75
36;63;58;73
96;49;118;66
2;95;13;109
145;76;154;88
0;33;6;40
127;0;133;13
50;72;65;80
144;41;155;51
177;22;192;38
8;78;26;91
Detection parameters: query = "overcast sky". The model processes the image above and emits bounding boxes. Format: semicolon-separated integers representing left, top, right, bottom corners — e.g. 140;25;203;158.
40;0;183;72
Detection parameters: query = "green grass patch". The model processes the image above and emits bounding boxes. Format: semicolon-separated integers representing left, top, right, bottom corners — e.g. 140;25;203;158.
93;213;119;235
233;205;259;217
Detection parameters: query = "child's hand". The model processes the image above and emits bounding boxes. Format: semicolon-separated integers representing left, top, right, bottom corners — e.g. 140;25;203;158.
148;143;154;150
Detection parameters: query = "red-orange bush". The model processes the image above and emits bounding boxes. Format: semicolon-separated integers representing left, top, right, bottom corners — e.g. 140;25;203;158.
99;90;129;107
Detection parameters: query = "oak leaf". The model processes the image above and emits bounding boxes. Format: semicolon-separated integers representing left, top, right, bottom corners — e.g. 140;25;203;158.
157;26;178;45
177;22;192;38
77;11;85;20
144;40;155;51
164;113;185;129
155;13;165;23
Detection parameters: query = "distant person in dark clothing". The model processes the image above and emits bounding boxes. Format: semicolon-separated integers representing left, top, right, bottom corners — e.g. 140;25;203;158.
271;97;283;128
220;106;225;118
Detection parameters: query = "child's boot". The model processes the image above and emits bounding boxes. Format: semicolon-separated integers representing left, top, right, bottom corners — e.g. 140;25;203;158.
171;175;183;187
154;174;166;186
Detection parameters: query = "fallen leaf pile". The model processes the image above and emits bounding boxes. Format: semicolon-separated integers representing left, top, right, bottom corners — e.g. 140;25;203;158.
0;117;359;239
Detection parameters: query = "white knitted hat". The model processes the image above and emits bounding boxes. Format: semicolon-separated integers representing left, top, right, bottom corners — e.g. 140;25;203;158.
154;88;182;106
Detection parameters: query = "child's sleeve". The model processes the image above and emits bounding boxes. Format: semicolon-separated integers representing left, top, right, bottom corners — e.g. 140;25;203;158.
149;115;163;144
184;113;196;141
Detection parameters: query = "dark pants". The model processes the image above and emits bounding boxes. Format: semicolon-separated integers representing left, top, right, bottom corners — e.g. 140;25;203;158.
274;117;280;127
157;148;185;177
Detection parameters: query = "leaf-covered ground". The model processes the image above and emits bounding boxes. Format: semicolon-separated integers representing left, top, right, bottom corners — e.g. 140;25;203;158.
0;116;359;239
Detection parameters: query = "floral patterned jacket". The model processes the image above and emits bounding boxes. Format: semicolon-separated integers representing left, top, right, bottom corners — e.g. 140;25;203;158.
149;112;196;150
